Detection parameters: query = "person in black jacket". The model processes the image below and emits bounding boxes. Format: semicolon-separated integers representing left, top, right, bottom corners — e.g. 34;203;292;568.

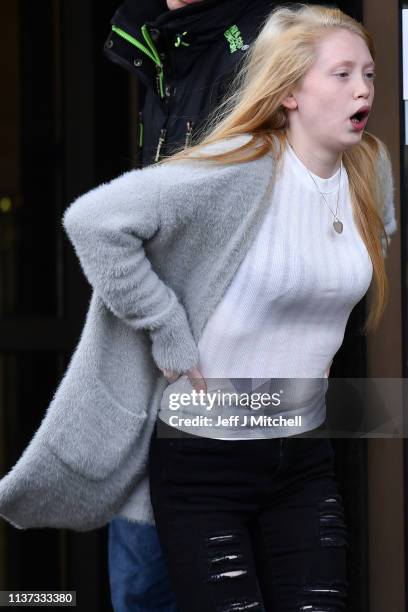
103;1;331;610
103;0;277;167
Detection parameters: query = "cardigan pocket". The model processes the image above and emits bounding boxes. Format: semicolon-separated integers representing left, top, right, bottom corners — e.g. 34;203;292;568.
44;377;147;482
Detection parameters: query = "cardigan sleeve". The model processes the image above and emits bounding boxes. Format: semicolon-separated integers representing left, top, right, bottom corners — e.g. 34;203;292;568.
377;141;398;258
62;165;199;375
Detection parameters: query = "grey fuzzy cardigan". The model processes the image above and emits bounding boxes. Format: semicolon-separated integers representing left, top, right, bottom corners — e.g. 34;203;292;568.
0;134;397;531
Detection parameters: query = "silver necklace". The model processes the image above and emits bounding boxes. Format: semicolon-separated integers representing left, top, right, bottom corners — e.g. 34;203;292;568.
287;139;344;234
306;162;343;234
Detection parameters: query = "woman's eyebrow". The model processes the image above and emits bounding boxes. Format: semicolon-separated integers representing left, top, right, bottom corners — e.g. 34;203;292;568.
331;59;376;68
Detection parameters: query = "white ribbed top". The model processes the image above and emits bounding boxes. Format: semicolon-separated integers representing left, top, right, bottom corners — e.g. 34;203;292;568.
197;140;373;380
157;140;374;439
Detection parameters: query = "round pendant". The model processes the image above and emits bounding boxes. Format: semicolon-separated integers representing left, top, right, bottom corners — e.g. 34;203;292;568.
333;219;343;234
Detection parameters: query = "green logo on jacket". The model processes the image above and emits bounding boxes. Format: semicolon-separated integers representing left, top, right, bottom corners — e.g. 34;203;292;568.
224;25;247;53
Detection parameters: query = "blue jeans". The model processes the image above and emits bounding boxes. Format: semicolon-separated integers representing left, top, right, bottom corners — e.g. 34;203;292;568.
108;517;179;612
149;420;349;612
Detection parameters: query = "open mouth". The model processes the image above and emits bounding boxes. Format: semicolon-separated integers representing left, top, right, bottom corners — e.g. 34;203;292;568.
350;109;370;126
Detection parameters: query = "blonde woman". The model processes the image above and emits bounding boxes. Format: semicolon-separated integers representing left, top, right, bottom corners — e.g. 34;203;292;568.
57;2;397;611
145;5;396;611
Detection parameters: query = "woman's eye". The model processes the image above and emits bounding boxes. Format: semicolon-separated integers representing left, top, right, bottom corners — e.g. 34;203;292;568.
336;72;376;80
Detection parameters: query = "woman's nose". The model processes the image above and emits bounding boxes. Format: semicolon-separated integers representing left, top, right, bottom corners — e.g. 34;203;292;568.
353;76;372;98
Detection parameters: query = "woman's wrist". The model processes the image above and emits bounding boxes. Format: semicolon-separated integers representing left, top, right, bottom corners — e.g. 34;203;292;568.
149;306;199;375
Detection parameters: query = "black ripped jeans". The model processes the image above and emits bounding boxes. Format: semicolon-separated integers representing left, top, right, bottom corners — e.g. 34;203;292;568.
148;420;349;612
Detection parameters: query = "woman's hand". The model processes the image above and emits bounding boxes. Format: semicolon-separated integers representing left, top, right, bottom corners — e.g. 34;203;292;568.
162;365;207;394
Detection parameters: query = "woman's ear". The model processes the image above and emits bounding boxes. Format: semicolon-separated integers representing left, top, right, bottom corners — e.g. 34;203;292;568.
281;93;298;111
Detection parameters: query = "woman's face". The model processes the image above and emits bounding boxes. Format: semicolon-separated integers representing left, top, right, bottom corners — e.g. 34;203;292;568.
283;29;375;153
166;0;206;9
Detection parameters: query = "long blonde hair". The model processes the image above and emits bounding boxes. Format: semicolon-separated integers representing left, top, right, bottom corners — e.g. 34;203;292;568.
158;3;390;333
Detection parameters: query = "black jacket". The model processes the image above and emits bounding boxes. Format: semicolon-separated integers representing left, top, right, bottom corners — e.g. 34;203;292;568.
103;0;277;166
